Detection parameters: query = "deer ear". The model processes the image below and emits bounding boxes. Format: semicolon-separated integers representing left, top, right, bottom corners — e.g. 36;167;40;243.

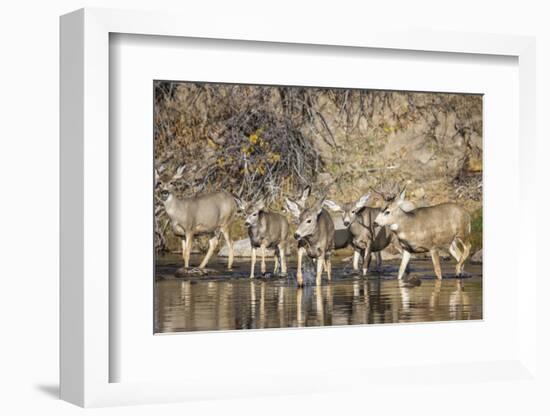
298;186;311;207
355;193;371;209
323;200;342;212
284;198;301;219
398;186;407;202
399;200;415;213
231;194;246;212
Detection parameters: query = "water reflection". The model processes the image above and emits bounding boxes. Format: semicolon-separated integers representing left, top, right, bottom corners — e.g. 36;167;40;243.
155;258;482;333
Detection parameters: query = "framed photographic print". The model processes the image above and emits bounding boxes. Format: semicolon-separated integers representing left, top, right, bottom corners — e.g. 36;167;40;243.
60;7;538;408
152;81;483;334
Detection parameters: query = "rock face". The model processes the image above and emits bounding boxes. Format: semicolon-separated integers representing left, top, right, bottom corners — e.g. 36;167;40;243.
470;249;482;264
307;91;482;212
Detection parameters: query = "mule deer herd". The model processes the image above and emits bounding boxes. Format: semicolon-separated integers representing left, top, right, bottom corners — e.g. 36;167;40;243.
156;166;472;286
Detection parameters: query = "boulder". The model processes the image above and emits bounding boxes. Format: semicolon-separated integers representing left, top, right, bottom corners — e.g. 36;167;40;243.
470;249;482;264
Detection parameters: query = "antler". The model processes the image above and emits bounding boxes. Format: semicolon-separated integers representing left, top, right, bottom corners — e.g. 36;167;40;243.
172;165;186;181
371;180;402;202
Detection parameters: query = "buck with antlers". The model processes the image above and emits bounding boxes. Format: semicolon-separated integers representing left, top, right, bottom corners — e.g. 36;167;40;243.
285;188;335;287
323;193;393;275
155;166;237;270
234;197;289;279
374;186;472;280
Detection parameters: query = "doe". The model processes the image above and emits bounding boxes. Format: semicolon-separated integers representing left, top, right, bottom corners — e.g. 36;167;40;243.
234;197;289;278
285;194;335;287
156;166;237;270
324;193;392;275
375;188;471;280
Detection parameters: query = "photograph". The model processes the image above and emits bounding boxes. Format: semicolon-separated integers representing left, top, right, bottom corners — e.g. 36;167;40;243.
153;81;483;333
2;0;543;412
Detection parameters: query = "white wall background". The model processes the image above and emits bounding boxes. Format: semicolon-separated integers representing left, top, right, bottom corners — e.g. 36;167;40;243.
0;1;548;414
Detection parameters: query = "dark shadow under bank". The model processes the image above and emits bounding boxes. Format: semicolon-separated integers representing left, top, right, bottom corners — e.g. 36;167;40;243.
155;255;482;333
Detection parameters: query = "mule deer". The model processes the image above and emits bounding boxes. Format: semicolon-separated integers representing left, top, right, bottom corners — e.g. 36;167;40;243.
374;188;471;280
234;197;289;278
285;195;335;287
155;166;237;270
324;193;393;275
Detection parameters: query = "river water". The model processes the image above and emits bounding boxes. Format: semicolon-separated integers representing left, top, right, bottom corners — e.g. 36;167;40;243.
155;254;482;333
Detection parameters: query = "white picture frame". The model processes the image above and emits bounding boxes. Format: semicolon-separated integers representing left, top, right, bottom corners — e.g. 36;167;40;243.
60;8;538;408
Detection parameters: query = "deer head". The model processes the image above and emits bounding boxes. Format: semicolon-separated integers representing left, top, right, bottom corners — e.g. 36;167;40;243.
234;197;266;228
374;188;416;229
323;193;371;227
155;165;185;202
286;195;325;240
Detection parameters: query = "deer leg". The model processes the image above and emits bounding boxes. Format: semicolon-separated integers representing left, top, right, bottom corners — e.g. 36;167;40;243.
430;278;442;309
325;254;332;281
199;235;219;269
260;243;267;274
250;247;257;278
259;281;266;327
397;250;411;280
296;286;304;326
362;242;372;276
456;239;471;276
296;246;305;287
375;252;382;271
450;240;463;276
315;256;324;286
273;249;279;275
316;285;324;325
250;280;256;319
352;250;361;271
327;283;334;319
184;233;194;268
181;238;187;263
278;242;287;276
221;228;233;270
430;249;443;280
449;240;462;262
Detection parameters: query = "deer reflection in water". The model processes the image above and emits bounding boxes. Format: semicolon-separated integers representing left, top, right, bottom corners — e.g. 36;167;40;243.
155;259;482;333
